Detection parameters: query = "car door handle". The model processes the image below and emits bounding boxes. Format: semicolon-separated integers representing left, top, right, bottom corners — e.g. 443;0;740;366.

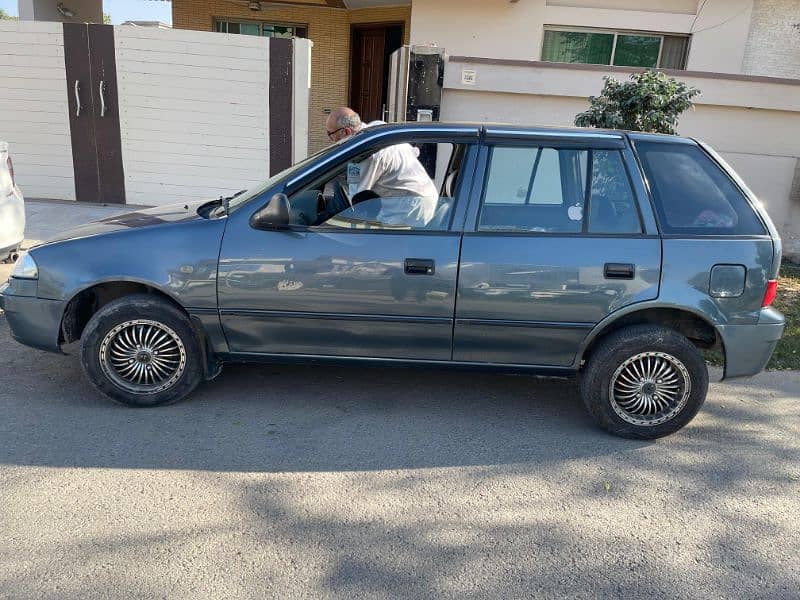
405;258;435;275
604;263;635;279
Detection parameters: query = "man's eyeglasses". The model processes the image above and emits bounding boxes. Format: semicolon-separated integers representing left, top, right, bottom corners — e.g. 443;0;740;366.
327;127;345;140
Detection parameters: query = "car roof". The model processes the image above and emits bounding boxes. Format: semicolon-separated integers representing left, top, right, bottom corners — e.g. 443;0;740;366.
356;121;695;144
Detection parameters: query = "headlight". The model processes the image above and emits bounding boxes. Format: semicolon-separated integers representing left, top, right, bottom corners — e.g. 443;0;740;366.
11;251;38;279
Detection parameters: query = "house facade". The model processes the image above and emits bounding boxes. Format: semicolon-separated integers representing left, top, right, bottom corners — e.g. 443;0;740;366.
171;0;411;153
167;0;800;146
410;0;800;79
15;0;800;255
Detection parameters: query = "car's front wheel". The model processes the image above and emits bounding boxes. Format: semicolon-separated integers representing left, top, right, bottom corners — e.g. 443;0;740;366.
580;325;709;439
80;294;204;407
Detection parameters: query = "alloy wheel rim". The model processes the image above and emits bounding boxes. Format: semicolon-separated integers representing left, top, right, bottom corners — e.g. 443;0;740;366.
609;351;691;427
99;320;186;395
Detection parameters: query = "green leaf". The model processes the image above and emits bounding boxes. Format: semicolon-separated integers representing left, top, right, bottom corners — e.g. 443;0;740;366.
574;69;700;133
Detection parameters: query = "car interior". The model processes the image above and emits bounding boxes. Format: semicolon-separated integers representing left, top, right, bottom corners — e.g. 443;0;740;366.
286;142;469;231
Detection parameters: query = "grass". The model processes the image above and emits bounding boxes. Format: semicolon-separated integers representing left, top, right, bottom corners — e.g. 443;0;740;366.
704;263;800;371
768;262;800;370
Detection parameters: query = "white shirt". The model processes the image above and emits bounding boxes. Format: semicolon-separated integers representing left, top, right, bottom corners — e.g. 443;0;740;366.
349;121;439;225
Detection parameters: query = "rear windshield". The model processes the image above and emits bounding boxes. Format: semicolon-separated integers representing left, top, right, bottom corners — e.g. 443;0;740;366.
635;141;766;236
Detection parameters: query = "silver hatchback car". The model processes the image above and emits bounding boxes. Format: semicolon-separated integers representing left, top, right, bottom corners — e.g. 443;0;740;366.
0;124;785;439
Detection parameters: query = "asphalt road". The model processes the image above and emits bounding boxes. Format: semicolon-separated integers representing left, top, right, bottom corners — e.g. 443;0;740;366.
0;316;798;599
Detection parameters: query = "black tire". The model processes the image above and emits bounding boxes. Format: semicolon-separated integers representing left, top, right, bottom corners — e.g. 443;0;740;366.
79;294;204;407
580;324;709;439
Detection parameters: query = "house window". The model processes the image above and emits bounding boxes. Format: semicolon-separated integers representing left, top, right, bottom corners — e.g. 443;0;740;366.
215;20;308;38
541;27;689;70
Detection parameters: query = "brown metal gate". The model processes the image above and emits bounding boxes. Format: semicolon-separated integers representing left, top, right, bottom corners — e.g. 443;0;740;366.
63;23;125;204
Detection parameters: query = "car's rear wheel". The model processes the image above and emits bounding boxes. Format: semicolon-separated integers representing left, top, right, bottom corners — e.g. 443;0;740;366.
580;325;709;439
80;294;203;407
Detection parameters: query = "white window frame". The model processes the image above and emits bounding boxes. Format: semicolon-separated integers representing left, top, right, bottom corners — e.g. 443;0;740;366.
541;26;688;69
214;18;307;38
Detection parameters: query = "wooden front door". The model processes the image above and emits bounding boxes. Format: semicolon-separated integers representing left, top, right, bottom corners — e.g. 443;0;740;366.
350;25;403;122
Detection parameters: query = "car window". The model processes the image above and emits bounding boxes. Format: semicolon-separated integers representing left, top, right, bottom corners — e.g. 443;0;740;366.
290;140;468;232
478;146;641;234
587;150;641;234
635;141;766;235
321;196;455;231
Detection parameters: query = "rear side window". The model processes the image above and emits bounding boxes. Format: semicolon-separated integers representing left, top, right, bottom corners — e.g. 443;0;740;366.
635;141;766;235
479;146;641;234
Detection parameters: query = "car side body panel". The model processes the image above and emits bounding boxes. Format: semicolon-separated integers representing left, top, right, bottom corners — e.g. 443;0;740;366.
33;217;224;307
455;236;662;366
217;228;462;359
12;210;227;353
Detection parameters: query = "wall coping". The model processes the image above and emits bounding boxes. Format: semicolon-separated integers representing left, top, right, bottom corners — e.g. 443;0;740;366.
448;56;800;88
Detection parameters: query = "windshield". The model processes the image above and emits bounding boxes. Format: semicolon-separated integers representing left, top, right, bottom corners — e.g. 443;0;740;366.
227;139;349;212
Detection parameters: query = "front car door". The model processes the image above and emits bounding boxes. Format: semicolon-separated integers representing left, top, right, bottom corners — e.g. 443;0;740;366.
217;126;479;361
454;128;662;368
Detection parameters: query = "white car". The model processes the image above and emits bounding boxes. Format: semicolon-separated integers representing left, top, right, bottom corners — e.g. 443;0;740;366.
0;141;25;263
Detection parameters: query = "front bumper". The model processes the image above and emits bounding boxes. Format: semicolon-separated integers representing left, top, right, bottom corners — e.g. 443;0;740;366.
719;308;786;379
0;280;65;353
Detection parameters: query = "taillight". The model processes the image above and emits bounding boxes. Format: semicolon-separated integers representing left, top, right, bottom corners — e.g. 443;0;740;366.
6;155;14;188
763;279;778;308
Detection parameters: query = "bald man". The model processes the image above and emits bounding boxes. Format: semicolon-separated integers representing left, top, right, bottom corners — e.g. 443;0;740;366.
324;107;439;225
325;107;362;144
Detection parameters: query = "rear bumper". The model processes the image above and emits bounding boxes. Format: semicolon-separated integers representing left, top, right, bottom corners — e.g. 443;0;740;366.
0;281;64;353
719;308;785;379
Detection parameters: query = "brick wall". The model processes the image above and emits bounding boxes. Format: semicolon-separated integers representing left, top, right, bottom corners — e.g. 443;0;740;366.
172;1;410;152
742;0;800;79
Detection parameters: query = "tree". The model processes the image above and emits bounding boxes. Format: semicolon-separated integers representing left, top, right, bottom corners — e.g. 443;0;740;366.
103;13;112;24
575;69;700;135
0;8;18;20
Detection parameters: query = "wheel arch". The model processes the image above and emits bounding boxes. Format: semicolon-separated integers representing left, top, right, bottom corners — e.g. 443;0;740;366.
60;278;189;345
577;304;724;370
60;278;220;379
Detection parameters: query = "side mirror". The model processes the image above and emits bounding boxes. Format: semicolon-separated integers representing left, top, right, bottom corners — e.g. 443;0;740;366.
251;193;290;230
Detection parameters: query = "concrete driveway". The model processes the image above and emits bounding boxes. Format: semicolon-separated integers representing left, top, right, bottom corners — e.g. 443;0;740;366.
0;317;798;599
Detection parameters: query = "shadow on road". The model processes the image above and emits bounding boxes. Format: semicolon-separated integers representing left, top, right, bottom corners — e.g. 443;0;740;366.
1;318;797;477
1;318;799;598
1;316;636;472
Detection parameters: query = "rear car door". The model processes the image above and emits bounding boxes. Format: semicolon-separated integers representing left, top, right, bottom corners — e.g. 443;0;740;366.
453;129;662;367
